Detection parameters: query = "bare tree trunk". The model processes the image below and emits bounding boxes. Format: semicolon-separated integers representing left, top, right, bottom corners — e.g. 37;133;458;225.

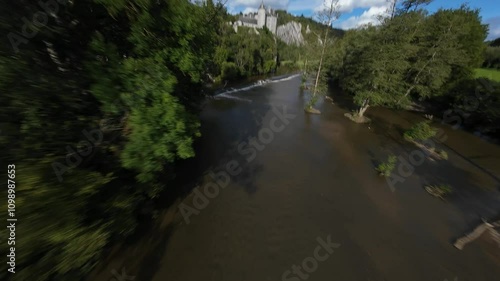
357;99;370;117
312;15;331;100
358;105;369;117
388;0;398;19
397;85;415;104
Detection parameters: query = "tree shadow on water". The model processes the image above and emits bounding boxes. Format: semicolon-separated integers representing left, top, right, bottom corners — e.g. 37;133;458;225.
232;160;265;194
89;213;178;281
366;114;408;147
133;223;176;281
366;149;381;170
170;93;273;200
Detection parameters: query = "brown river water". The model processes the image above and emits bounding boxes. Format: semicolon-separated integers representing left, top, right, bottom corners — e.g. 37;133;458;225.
89;74;500;281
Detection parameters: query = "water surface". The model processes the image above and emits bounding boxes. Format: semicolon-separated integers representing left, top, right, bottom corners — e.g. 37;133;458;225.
93;74;500;281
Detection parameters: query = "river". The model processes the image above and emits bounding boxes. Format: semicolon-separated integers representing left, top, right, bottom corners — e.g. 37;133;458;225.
90;74;500;281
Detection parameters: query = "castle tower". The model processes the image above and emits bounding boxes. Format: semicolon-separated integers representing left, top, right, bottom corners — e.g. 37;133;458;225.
265;10;277;34
257;1;266;28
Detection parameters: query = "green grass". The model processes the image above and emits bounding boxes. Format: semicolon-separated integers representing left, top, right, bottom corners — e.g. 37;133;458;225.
475;68;500;82
404;120;437;142
376;155;397;177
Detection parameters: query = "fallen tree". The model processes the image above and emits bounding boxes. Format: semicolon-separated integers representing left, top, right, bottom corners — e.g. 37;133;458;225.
454;219;500;250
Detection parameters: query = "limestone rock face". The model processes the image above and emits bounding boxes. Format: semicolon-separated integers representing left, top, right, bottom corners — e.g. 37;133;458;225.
276;21;304;46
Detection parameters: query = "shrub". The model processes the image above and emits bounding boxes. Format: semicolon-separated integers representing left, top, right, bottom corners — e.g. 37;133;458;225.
263;60;277;73
404;120;437;142
221;61;239;80
376;155;397;177
300;74;307;89
425;184;453;198
438;150;448;160
301;73;307;83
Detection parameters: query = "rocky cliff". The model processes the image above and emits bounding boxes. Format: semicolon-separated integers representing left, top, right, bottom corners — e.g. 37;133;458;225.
276;21;304;46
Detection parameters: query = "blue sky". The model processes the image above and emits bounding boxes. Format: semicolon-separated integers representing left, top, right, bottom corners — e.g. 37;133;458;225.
226;0;500;40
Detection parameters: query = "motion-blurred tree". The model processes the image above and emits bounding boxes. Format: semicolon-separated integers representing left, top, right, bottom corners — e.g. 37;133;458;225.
0;0;219;280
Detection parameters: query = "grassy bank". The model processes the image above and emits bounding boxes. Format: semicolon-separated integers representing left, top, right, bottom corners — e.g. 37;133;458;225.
475;68;500;82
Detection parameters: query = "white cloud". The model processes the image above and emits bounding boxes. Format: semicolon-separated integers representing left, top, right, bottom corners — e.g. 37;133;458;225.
287;0;322;12
336;5;389;29
287;0;388;13
485;17;500;40
336;0;388;13
242;7;257;14
491;27;500;38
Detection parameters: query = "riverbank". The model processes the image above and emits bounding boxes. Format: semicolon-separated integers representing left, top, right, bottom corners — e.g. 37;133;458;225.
330;79;500;144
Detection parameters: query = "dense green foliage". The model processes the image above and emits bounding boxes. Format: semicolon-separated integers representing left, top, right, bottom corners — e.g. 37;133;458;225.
329;5;500;138
404;121;438;141
214;25;277;81
329;3;488;116
439;77;500;137
0;0;218;280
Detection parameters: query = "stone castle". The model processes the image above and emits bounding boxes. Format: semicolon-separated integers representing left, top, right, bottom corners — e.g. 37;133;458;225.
231;1;278;34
